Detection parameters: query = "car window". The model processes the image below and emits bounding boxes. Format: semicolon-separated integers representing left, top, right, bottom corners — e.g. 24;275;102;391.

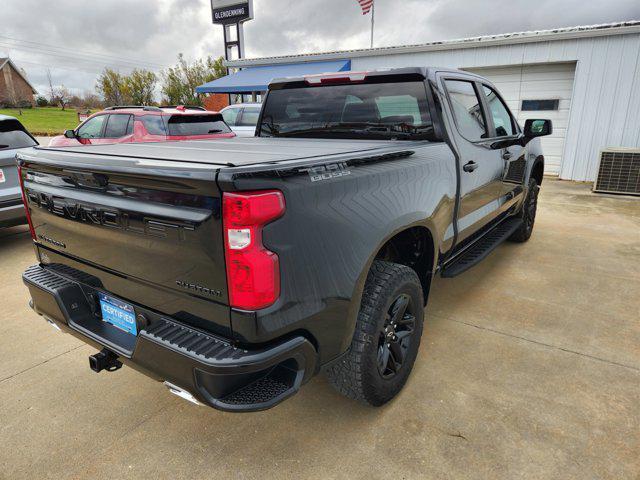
77;115;107;139
0;120;37;149
237;107;260;126
258;81;436;141
166;114;232;136
482;85;516;137
376;95;422;125
444;80;487;141
104;114;133;138
221;108;240;126
140;115;167;135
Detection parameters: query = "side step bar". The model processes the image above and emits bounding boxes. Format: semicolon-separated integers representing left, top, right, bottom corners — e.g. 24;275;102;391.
441;217;522;278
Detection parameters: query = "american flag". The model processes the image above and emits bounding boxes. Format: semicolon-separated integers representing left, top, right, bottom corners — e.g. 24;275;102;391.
356;0;374;15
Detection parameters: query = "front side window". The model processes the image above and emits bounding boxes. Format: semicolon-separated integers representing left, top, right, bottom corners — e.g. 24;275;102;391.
258;80;436;140
0;120;37;149
221;108;240;126
237;107;260;126
482;85;516;137
77;115;106;139
444;80;487;141
104;114;133;138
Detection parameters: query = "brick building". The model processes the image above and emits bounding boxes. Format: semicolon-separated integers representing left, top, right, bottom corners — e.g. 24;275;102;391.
0;58;37;107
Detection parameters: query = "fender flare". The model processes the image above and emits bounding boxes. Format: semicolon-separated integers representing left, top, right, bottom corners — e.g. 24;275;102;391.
335;219;439;361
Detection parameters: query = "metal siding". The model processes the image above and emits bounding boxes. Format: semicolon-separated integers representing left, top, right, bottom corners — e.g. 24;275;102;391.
349;32;640;181
466;63;576;175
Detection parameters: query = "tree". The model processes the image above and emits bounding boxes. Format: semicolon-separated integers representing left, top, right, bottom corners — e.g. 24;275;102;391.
161;54;226;106
35;95;49;107
80;92;103;109
46;69;56;104
95;68;128;106
54;86;71;110
122;69;157;105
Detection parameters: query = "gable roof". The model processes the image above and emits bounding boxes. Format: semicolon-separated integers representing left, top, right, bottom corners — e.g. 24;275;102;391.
0;57;37;94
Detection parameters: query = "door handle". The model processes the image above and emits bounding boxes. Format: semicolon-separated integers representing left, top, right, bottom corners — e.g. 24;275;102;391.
502;151;512;160
463;161;478;173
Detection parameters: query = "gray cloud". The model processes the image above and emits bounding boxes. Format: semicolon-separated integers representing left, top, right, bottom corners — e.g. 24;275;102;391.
0;0;638;95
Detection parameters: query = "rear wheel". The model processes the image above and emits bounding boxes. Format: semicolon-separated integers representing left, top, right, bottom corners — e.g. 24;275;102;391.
326;260;424;406
509;177;539;243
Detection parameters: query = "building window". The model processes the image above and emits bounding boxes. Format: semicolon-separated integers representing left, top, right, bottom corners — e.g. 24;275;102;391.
521;99;559;111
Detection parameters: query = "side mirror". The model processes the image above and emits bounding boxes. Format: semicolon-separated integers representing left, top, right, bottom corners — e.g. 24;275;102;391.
524;119;552;139
64;129;76;139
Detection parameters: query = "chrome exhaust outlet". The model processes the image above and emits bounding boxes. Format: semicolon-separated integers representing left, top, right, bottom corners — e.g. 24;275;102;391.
163;381;203;406
44;316;61;332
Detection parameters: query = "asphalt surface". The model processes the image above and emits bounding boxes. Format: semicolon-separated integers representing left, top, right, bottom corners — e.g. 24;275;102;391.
0;179;638;479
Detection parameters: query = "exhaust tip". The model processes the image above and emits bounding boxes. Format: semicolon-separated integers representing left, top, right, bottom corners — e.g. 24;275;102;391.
164;381;203;406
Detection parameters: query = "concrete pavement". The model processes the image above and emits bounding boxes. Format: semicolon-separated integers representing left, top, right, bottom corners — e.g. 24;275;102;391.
0;179;638;479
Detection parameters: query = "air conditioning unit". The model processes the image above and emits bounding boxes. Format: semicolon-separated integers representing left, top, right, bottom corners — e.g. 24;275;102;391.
593;148;640;196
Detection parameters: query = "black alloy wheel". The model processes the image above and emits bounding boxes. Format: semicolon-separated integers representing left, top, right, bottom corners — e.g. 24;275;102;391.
377;294;416;379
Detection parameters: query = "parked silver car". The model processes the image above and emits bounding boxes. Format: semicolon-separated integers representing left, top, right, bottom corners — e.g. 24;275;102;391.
0;114;37;228
220;103;261;137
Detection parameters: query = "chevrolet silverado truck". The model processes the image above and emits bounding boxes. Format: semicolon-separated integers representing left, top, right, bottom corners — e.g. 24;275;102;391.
17;68;551;412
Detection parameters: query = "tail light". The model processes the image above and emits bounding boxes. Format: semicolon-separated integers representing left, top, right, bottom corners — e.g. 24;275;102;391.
222;190;285;310
17;164;36;240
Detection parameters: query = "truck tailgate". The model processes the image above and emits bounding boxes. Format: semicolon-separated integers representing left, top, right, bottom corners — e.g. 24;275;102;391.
17;146;231;334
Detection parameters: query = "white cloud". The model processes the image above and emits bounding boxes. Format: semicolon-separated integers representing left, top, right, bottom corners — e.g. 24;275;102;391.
0;0;638;95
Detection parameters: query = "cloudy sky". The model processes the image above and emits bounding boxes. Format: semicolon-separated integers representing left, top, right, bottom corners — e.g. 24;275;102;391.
1;0;639;96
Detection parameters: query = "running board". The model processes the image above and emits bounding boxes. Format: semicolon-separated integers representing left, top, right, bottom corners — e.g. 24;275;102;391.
441;218;522;278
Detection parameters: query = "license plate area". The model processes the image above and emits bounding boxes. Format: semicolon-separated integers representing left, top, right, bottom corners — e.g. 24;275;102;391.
99;293;137;336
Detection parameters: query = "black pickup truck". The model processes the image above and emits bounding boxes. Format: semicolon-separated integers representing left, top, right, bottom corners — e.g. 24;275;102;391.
18;68;551;412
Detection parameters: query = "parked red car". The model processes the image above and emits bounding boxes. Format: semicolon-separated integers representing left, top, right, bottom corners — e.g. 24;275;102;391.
49;105;235;147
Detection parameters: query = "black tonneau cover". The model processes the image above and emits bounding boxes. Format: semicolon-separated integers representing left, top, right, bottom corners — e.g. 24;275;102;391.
37;137;403;167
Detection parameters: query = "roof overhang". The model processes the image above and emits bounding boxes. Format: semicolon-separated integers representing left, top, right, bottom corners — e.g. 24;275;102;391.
225;21;640;68
195;59;351;94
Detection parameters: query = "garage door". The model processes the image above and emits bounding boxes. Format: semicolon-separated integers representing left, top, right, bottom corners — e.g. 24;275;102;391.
465;63;576;175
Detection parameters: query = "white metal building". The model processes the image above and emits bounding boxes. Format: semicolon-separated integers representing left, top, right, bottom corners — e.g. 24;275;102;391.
222;21;640;182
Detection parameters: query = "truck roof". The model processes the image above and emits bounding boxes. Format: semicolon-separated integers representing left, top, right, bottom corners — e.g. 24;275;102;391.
34;137;422;167
267;66;484;89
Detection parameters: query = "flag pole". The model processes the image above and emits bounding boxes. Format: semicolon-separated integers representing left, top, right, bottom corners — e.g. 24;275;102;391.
370;1;375;48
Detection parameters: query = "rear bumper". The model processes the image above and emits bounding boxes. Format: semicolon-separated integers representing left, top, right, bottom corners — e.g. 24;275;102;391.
22;264;317;412
0;198;26;227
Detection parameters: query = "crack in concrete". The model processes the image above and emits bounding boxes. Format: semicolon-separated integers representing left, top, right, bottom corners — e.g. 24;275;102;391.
439;315;640;373
446;431;468;441
0;345;85;384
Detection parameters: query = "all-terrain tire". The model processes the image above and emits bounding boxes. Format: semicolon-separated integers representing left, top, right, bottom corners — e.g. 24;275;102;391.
509;177;540;243
326;260;425;406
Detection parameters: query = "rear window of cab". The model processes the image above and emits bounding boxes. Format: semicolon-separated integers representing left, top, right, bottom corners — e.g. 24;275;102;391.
140;114;231;136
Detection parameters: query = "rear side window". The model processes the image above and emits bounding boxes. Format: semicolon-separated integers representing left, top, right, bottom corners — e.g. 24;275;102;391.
0;120;37;149
166;115;231;136
221;108;240;126
77;115;107;139
444;80;487;141
482;85;516;137
237;107;260;126
104;114;133;138
140;115;167;135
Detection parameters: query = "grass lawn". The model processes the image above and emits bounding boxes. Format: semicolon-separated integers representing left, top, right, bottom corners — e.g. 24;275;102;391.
0;107;97;136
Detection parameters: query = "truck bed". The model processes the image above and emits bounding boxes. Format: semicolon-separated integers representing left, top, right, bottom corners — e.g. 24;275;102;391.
38;137;409;167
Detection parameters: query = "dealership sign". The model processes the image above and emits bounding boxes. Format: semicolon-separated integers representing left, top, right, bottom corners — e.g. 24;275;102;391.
210;0;253;24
